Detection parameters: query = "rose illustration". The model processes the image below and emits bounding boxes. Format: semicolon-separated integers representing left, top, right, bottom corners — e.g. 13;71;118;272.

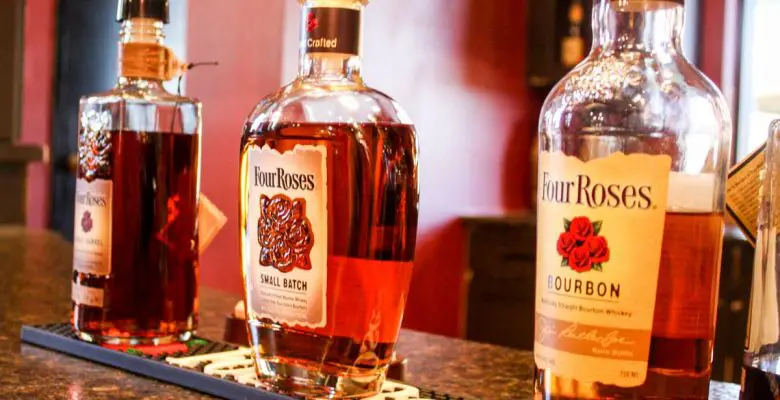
258;194;314;273
568;216;594;241
557;232;577;257
587;236;610;264
306;12;319;33
81;211;93;233
559;216;609;273
568;246;592;273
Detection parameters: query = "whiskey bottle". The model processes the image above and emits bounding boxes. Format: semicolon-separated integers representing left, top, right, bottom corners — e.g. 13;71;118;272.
239;0;419;397
741;122;780;399
534;0;732;398
71;0;202;345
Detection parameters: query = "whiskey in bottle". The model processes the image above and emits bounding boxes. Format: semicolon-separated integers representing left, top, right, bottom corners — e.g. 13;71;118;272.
71;0;202;345
239;0;419;398
534;0;732;398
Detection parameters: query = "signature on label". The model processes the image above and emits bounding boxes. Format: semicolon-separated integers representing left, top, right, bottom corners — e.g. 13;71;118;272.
538;316;635;348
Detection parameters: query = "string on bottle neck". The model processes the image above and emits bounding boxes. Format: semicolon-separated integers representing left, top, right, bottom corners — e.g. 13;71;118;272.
170;61;219;133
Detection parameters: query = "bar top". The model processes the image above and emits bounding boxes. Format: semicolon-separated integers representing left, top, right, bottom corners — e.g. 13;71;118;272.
0;228;740;399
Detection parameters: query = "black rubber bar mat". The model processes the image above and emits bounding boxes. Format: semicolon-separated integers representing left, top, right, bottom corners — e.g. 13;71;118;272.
20;323;464;400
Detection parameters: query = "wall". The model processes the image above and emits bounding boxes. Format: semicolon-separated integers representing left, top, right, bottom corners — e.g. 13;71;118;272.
21;0;56;229
357;0;539;336
188;0;539;337
186;0;287;296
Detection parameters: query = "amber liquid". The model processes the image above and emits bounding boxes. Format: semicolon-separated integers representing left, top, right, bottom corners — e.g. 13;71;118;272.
535;211;724;399
240;122;418;398
72;130;200;344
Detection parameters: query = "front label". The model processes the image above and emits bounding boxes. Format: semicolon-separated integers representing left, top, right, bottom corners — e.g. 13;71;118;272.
246;145;328;329
73;179;113;276
534;151;671;387
302;7;361;55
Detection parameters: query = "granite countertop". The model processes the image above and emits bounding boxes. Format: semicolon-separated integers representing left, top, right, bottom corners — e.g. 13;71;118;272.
0;228;740;399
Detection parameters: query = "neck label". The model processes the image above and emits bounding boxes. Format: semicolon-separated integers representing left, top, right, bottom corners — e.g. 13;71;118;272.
303;7;360;55
120;42;180;81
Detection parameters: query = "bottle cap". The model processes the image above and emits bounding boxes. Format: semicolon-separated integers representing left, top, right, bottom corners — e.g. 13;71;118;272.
117;0;170;23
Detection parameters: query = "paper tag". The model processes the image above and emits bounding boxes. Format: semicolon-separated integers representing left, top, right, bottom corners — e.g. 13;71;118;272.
726;143;766;246
198;194;227;254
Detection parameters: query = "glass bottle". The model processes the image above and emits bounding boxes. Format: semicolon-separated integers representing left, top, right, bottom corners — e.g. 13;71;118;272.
239;0;419;397
534;0;732;398
71;0;202;345
741;122;780;399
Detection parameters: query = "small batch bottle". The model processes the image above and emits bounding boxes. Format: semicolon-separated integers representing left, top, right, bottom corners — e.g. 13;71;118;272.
534;0;731;398
71;0;202;345
239;0;419;397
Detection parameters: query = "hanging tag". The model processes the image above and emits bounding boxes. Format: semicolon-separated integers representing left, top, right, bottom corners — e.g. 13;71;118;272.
198;194;227;254
726;143;766;246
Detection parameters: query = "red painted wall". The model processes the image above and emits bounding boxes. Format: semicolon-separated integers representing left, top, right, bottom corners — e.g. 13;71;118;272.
358;0;539;336
21;0;56;229
186;0;286;295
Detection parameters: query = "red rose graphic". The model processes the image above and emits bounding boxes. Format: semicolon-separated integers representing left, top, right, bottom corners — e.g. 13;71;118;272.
568;246;592;273
81;211;93;233
306;12;319;33
559;216;609;272
557;232;577;257
587;236;610;263
568;216;594;240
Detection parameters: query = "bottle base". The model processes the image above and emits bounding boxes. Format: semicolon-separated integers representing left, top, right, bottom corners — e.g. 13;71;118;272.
74;329;194;346
254;357;387;399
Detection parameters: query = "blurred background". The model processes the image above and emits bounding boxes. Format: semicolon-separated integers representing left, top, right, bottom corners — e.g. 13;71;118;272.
0;0;760;384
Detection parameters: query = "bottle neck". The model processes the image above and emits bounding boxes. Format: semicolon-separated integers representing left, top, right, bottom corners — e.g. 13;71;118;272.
297;4;364;83
117;18;167;86
591;0;684;55
299;53;362;82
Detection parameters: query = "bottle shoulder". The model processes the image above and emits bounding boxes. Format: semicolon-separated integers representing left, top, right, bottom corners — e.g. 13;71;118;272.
244;79;414;131
80;85;201;108
540;52;731;137
79;85;201;135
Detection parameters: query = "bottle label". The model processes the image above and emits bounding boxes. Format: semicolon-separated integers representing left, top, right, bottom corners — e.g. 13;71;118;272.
119;42;179;81
73;179;113;276
72;281;104;308
302;7;361;55
534;151;672;387
245;144;328;329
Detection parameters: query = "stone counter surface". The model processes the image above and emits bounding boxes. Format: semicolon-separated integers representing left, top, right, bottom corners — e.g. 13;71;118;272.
0;228;740;399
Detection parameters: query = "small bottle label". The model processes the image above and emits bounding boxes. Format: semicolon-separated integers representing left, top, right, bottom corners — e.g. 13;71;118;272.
302;7;361;55
534;151;671;387
72;281;105;307
245;144;328;329
73;179;113;276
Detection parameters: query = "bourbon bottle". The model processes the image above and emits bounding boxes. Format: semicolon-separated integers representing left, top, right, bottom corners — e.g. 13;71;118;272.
239;0;418;397
534;0;732;398
71;0;202;345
